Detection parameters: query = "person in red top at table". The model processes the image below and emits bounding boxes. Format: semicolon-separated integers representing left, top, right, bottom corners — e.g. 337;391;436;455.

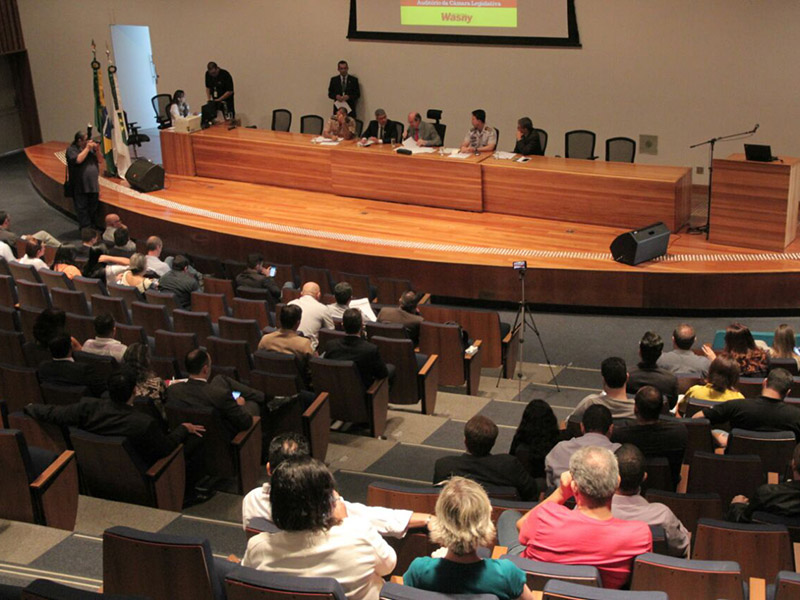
496;445;652;589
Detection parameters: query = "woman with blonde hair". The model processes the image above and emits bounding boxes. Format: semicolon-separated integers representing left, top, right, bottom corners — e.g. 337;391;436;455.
116;252;156;293
769;324;800;369
404;477;533;600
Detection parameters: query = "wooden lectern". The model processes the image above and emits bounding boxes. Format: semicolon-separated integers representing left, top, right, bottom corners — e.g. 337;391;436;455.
709;154;800;251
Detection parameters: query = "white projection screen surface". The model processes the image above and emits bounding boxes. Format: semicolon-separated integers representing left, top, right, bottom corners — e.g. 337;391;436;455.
348;0;580;47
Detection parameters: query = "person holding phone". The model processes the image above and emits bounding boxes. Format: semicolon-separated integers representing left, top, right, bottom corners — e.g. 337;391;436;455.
236;253;283;303
66;128;100;228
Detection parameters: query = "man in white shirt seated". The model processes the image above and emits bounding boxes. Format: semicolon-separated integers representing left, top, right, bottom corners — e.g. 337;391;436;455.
81;313;127;362
17;238;48;271
611;444;690;558
288;282;334;351
242;432;431;537
144;235;170;277
327;281;352;321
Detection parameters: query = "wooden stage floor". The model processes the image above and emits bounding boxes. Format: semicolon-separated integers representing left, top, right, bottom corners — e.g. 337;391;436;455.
26;142;800;310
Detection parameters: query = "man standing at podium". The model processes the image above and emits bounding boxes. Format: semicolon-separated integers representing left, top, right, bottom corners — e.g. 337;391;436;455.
327;60;360;118
205;61;235;118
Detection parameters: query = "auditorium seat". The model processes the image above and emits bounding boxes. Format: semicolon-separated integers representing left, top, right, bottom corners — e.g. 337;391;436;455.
542;580;666;600
7;411;69;454
207;336;254;384
165;403;261;494
205;276;236;306
8;261;43;284
605;136;636;163
0;274;18;307
173;309;216;348
500;556;602;590
726;428;795;478
115;323;148;347
218;316;262;354
18;306;42;346
252;351;305;394
51;288;90;316
751;511;800;543
693;518;793;582
226;566;346;600
772;571;800;600
0;364;42;412
372;336;439;414
316;328;346;354
643;490;723;537
381;583;496;600
564;130;598;160
687;451;763;506
418;322;482;395
39;383;88;407
38;268;75;291
144;288;179;313
107;282;144;305
0;305;20;332
235;286;274;305
73;351;118;384
0;329;28;367
187;253;224;278
73;276;107;298
641;456;674;493
310;357;388;438
489;497;537;527
232;297;273;329
63;312;94;346
16;280;52;310
191;291;231;323
91;295;131;325
365;321;408;341
0;429;78;530
630;553;743;600
131;301;173;337
375;277;412;306
300;266;335;295
684;398;717;418
335;271;373;300
103;525;237;600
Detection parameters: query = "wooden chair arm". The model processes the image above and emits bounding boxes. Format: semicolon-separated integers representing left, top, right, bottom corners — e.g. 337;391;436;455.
303;392;329;419
31;449;79;530
464;338;483;361
464;340;483;396
147;444;185;512
303;393;331;462
367;376;387;397
418;293;431;305
390;576;404;585
749;577;766;600
418;354;438;377
418;355;440;416
231;415;261;448
30;450;75;490
491;546;508;559
367;377;390;438
232;416;262;494
146;444;184;479
502;324;521;345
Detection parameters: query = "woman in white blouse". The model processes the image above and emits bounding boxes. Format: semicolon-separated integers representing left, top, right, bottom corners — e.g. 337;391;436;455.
169;89;190;121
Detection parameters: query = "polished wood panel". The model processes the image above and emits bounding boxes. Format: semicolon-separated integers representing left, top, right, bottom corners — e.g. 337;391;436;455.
160;129;196;176
332;144;485;211
709;153;800;251
482;156;692;231
191;126;333;192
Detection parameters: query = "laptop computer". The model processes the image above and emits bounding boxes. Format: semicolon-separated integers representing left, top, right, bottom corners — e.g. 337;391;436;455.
744;144;778;162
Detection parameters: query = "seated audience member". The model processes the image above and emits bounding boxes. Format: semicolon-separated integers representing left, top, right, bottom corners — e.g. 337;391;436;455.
323;308;389;388
497;446;652;589
568;357;634;421
693;367;800;445
703;322;769;378
509;399;560;486
681;356;744;407
81;245;130;281
243;432;431;534
18;238;48;271
258;304;316;377
360;108;401;145
242;456;396;600
73;227;101;259
144;236;170;277
323;106;356;140
656;323;711;377
612;386;687;489
25;369;205;501
123;342;168;421
327;281;352;320
157;255;199;309
102;213;134;250
116;253;157;293
729;442;800;522
0;210;60;248
403;112;441;147
235;253;282;302
24;308;80;367
0;234;13;261
288;282;334;351
769;324;800;369
546;404;620;490
459;109;497;154
404;477;533;600
433;415;536;501
38;333;106;397
612;444;690;558
627;332;678;408
81;313;127;362
377;290;424;346
107;226;135;258
50;245;82;279
513;117;543;156
166;348;264;435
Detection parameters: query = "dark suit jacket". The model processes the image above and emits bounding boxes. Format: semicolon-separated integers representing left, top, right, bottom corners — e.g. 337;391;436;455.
612;420;688;489
38;359;107;398
24;399;187;466
433;452;537;500
627;363;679;408
513;131;543;156
324;335;388;388
729;479;800;522
362;119;402;144
377;307;424;346
235;268;281;302
327;75;360;116
166;377;253;436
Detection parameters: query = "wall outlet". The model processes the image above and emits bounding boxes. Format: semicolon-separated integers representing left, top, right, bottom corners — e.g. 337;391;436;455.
639;134;658;155
696;166;704;174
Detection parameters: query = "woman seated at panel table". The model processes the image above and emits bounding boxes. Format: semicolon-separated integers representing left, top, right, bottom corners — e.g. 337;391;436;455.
169;89;191;121
323;107;356;141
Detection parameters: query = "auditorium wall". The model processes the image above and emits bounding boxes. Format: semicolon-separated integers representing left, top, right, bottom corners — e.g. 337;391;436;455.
18;0;800;181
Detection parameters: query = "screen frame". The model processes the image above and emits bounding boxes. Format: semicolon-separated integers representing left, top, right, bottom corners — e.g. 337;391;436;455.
347;0;581;48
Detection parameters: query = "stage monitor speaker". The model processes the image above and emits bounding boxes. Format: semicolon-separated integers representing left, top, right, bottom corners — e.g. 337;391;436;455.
125;158;164;192
610;222;670;266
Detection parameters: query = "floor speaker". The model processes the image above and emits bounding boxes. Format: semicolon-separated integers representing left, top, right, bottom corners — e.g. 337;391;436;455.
125;158;164;192
610;222;670;266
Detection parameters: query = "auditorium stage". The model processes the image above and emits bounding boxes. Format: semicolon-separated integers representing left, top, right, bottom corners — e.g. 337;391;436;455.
26;142;800;310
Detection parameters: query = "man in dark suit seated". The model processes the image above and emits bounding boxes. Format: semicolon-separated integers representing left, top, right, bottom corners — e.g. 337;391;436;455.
234;253;282;303
166;348;264;437
377;290;424;346
38;333;107;397
433;415;537;501
323;308;390;389
360;108;401;145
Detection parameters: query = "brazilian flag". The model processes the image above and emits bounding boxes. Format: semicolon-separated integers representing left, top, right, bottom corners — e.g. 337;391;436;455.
91;40;116;176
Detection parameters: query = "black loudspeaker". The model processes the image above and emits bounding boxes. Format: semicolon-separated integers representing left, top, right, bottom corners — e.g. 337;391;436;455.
125;158;164;192
610;222;670;266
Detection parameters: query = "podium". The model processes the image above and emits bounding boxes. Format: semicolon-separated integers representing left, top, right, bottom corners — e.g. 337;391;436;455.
709;154;800;251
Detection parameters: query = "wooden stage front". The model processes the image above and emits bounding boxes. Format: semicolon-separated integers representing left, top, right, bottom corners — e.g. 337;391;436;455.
26;141;800;310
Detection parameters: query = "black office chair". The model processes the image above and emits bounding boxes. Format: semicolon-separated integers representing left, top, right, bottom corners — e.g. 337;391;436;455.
393;121;405;141
565;129;598;160
534;128;548;154
300;115;324;135
355;118;364;138
151;93;172;129
124;111;150;158
271;109;292;132
427;109;446;145
606;136;636;163
494;127;500;148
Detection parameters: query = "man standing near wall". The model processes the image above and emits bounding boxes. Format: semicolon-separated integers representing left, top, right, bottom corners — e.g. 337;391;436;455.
205;61;235;118
327;60;360;118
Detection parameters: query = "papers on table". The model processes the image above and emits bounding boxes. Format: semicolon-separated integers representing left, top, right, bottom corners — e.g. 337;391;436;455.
357;139;375;147
311;136;340;145
495;151;518;160
350;297;377;322
397;138;435;154
334;100;352;113
445;148;472;159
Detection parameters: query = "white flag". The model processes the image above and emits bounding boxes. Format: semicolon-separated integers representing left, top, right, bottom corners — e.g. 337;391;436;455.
107;58;132;178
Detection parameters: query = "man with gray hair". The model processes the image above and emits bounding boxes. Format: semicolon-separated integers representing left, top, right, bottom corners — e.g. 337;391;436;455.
361;108;402;145
498;445;652;589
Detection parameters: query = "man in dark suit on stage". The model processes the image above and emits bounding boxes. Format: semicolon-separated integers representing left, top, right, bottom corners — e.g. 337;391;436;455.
323;308;389;389
327;60;360;117
361;108;402;145
166;348;264;437
38;333;107;398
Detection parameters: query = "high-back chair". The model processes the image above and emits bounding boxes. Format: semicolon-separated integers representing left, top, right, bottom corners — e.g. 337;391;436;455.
726;428;795;478
50;288;90;316
271;109;292;132
542;580;666;600
173;309;215;348
418;322;482;395
38;268;75;291
630;553;743;600
644;490;723;537
226;566;346;600
564;130;598;160
686;451;764;506
16;280;52;310
501;556;602;591
300;114;324;135
191;291;231;323
372;336;439;414
232;297;273;330
605;137;636;163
